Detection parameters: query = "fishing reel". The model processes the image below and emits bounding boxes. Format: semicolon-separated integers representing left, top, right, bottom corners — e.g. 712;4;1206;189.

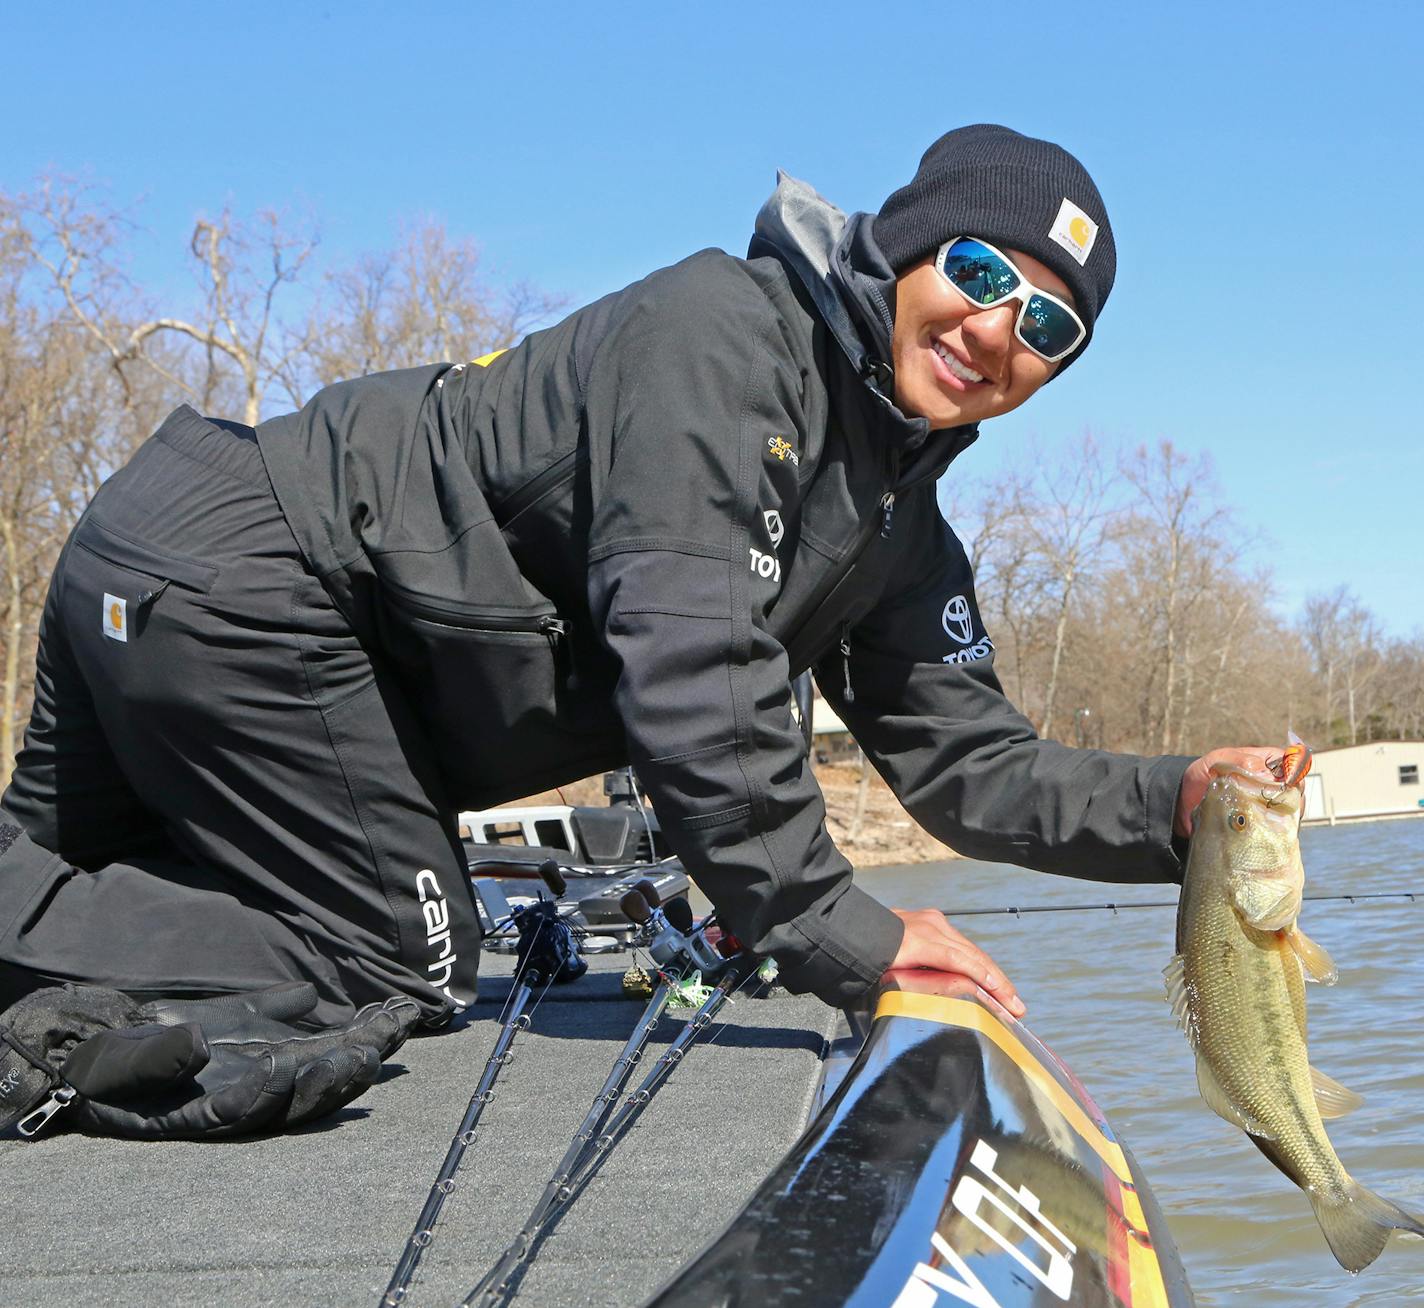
512;861;588;986
619;879;725;978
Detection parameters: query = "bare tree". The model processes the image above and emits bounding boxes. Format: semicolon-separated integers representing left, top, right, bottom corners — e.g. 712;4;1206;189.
25;182;317;426
0;192;149;786
1120;441;1238;752
1299;586;1385;744
293;219;565;393
1015;433;1122;738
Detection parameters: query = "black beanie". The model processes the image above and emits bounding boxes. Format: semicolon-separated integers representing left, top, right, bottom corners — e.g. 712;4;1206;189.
874;124;1115;367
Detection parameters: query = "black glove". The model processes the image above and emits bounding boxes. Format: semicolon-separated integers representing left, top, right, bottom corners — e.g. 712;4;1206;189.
0;981;419;1140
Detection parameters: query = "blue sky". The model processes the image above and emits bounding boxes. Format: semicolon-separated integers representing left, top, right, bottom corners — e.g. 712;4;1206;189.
5;1;1420;634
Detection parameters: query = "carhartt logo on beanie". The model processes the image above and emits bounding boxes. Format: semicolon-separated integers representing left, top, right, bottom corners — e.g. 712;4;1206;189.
874;124;1115;370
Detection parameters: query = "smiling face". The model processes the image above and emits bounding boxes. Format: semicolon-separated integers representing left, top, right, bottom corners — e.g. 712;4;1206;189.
890;246;1076;428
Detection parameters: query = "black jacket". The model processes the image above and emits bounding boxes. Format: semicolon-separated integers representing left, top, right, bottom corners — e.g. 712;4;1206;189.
255;175;1190;1006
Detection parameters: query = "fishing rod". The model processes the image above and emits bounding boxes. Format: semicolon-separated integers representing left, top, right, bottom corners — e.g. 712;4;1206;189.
380;861;585;1307
460;880;682;1306
939;891;1419;918
460;888;761;1308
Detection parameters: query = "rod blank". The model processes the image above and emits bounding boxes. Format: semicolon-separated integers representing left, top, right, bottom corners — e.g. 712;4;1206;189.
939;891;1418;918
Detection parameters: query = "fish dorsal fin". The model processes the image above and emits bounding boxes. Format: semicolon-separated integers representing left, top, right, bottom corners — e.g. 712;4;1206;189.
1311;1065;1364;1119
1194;1053;1273;1138
1230;876;1300;931
1163;954;1198;1047
1286;926;1339;985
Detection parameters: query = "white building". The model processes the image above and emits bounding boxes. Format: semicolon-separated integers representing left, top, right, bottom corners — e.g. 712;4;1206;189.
1302;741;1424;824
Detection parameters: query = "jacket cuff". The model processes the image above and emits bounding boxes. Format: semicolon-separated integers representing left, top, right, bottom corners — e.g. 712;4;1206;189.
777;885;904;1009
1147;754;1195;883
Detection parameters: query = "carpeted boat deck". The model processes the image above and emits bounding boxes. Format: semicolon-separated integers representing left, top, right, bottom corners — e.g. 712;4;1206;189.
0;952;836;1307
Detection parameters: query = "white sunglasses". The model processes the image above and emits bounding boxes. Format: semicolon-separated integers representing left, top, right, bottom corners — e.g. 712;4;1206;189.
934;237;1087;363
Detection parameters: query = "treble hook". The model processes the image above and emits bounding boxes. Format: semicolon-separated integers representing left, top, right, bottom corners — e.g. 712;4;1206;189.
1264;733;1313;806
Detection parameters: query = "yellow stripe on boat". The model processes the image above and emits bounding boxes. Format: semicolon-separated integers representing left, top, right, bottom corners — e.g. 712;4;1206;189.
1127;1231;1169;1308
877;993;1134;1183
875;991;1171;1307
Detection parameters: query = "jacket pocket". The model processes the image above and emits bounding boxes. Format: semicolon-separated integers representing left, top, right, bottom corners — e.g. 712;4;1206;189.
379;580;618;807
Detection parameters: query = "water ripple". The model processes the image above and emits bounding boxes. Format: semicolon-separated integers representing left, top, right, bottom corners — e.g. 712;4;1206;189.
862;816;1424;1307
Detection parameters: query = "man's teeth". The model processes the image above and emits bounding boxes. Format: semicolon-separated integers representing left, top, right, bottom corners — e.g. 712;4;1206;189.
934;342;983;383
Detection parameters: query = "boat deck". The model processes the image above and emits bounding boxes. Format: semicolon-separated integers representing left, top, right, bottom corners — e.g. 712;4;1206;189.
1;952;835;1307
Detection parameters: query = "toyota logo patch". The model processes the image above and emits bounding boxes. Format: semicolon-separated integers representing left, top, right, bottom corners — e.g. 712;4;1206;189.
941;595;974;645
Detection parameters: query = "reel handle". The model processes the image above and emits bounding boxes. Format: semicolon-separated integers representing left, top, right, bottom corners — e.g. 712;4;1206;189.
619;889;653;926
632;877;661;908
539;859;568;897
663;897;695;934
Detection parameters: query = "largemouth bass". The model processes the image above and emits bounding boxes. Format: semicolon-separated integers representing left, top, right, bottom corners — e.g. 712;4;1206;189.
1167;760;1424;1272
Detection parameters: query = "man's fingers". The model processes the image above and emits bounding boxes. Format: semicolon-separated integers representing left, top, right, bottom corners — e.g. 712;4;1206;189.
927;941;1024;1015
1177;746;1292;838
889;909;1025;1016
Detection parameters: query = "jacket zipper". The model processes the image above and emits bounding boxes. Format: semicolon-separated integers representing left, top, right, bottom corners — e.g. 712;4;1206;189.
831;489;899;700
839;624;854;704
492;448;585;528
541;616;569;665
385;579;566;637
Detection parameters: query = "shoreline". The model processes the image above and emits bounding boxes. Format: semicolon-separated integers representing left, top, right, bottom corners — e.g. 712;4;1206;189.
514;761;962;869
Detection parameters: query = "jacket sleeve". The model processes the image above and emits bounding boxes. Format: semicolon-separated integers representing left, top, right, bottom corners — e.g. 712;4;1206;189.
819;492;1192;884
583;266;903;1006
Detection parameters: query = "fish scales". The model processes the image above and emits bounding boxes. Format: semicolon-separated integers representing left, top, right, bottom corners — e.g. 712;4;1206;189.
1168;763;1424;1273
1180;873;1341;1200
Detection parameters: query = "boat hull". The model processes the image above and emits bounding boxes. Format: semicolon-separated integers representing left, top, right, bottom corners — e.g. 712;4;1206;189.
647;983;1192;1308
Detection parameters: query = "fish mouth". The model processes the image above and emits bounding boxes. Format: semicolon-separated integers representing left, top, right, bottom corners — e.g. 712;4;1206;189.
1209;763;1303;816
1208;762;1276;784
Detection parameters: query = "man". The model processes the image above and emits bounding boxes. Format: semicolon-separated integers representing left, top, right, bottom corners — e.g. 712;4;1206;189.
0;125;1282;1137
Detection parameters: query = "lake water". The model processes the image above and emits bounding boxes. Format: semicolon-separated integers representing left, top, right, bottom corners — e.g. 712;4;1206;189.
855;817;1424;1307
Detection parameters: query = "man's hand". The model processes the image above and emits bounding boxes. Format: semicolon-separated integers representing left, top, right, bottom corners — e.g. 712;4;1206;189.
886;908;1026;1016
1175;745;1304;838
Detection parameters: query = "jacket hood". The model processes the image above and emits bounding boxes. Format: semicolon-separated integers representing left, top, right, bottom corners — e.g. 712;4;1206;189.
748;171;977;470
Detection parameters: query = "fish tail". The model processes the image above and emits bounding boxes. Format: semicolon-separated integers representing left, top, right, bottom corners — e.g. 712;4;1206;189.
1310;1175;1424;1273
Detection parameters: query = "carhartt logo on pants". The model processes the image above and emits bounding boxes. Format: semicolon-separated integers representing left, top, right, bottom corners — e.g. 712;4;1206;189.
415;868;468;1010
102;594;127;642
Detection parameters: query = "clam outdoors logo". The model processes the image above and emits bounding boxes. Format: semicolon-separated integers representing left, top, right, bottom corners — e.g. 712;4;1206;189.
941;595;974;645
763;509;784;548
766;436;799;466
102;592;127;643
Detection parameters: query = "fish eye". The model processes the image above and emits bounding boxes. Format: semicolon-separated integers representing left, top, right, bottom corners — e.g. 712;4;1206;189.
1229;812;1248;831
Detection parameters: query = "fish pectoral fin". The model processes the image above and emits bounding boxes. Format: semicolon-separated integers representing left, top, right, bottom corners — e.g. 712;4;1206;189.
1286;926;1339;985
1310;1065;1364;1118
1230;876;1300;931
1163;954;1198;1046
1194;1053;1272;1138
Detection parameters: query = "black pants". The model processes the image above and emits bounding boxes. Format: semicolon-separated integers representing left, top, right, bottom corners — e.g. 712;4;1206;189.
0;408;482;1027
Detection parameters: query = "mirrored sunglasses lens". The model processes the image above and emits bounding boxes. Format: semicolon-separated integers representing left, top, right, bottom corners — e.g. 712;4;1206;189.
941;238;1020;305
1021;295;1083;359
